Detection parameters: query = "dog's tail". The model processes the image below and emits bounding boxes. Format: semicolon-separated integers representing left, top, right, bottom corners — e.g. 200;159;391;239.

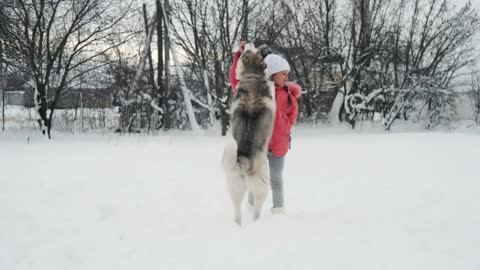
222;137;250;175
222;136;239;174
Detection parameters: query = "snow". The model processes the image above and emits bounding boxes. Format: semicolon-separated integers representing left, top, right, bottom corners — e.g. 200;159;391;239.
1;126;480;270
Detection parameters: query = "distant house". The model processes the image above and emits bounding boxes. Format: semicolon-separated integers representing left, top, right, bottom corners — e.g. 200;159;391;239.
3;90;25;106
2;74;27;106
2;74;113;109
22;86;113;109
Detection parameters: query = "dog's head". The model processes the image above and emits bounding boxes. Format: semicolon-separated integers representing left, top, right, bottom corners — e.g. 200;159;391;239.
241;50;267;71
236;43;267;77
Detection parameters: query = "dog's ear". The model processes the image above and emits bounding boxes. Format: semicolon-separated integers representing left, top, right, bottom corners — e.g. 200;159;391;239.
260;61;267;70
244;42;255;51
257;44;272;59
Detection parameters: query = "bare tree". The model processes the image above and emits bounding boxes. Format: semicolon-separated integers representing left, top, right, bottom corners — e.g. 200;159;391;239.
143;4;156;92
112;0;201;133
383;0;479;129
214;0;246;134
170;0;216;126
169;0;250;133
165;0;478;131
251;0;344;122
5;0;132;138
310;0;480;129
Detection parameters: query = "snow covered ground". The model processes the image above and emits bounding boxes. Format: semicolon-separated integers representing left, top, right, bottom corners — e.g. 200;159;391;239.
1;127;480;270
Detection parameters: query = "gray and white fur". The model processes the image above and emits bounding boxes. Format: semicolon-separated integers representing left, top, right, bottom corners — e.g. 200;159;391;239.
222;44;275;225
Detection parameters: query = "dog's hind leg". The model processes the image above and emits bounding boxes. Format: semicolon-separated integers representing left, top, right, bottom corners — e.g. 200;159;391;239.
228;175;246;225
252;182;269;221
250;157;270;221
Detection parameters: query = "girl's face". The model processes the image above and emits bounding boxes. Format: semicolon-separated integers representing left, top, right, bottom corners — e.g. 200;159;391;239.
272;70;289;87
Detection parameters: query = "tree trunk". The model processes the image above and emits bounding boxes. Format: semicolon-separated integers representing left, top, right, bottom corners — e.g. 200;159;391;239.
2;90;4;131
241;0;249;40
119;10;158;132
0;40;5;131
203;70;215;126
328;90;345;124
143;4;156;91
157;0;164;90
214;58;229;135
164;0;171;130
46;92;61;139
35;83;49;135
156;0;165;129
160;0;201;133
131;12;157;96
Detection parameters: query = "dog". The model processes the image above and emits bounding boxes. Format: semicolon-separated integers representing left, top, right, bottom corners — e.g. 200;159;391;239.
222;43;275;225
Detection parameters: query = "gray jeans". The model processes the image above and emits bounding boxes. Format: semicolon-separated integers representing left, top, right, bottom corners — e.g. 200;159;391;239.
249;152;285;208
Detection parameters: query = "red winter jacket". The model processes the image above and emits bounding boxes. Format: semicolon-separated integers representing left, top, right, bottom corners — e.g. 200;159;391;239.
229;50;301;157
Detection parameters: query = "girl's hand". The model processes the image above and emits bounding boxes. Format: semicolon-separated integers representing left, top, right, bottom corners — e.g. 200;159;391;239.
239;40;248;53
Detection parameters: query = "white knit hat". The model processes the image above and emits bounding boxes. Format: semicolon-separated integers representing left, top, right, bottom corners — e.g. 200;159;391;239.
264;54;290;77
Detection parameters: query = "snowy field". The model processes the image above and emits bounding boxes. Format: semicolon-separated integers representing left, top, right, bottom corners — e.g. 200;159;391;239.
1;126;480;270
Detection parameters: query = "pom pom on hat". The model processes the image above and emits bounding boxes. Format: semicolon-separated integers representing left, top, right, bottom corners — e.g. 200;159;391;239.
264;54;290;77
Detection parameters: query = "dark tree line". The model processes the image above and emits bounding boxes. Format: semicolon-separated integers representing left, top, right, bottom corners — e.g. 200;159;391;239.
0;0;479;136
166;0;478;131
